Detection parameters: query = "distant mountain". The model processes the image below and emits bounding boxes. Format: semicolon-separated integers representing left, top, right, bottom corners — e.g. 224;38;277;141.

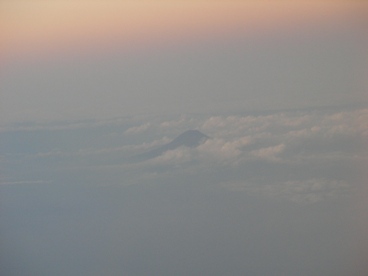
131;130;209;162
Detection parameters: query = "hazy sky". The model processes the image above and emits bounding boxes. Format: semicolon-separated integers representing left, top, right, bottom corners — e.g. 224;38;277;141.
1;2;368;275
1;1;367;123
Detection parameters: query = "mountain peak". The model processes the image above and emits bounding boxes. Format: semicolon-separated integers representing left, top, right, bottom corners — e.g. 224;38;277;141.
169;130;209;148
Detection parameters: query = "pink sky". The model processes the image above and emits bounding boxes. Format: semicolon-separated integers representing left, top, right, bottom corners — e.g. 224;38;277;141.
1;1;364;63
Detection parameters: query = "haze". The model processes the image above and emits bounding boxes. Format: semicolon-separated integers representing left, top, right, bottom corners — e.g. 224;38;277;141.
1;2;367;275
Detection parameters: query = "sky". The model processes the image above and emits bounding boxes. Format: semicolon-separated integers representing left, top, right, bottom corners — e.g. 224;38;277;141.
1;1;362;60
1;1;368;275
1;1;367;123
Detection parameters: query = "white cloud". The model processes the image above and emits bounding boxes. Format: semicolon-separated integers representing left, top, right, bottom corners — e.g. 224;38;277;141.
141;147;194;167
124;123;151;135
6;108;366;194
122;108;367;168
197;136;252;163
250;144;285;162
26;136;171;160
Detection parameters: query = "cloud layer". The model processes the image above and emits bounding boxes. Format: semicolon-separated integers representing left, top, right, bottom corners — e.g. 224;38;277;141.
2;107;366;204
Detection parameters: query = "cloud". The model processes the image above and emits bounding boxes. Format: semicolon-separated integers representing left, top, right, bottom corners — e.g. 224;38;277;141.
115;108;366;205
3;107;366;204
199;109;366;164
0;116;132;133
0;180;52;185
135;135;254;168
145;147;193;166
221;178;350;204
197;137;252;162
273;179;350;203
30;109;368;166
250;144;285;162
124;123;151;135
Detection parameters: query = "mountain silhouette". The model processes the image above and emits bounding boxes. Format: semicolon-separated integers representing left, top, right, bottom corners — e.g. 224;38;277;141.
131;130;209;162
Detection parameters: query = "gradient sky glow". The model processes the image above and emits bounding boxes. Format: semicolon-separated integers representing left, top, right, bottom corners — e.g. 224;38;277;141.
1;1;364;63
1;1;367;124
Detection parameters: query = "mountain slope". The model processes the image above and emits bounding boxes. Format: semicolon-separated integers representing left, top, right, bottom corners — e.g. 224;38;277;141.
131;130;209;162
